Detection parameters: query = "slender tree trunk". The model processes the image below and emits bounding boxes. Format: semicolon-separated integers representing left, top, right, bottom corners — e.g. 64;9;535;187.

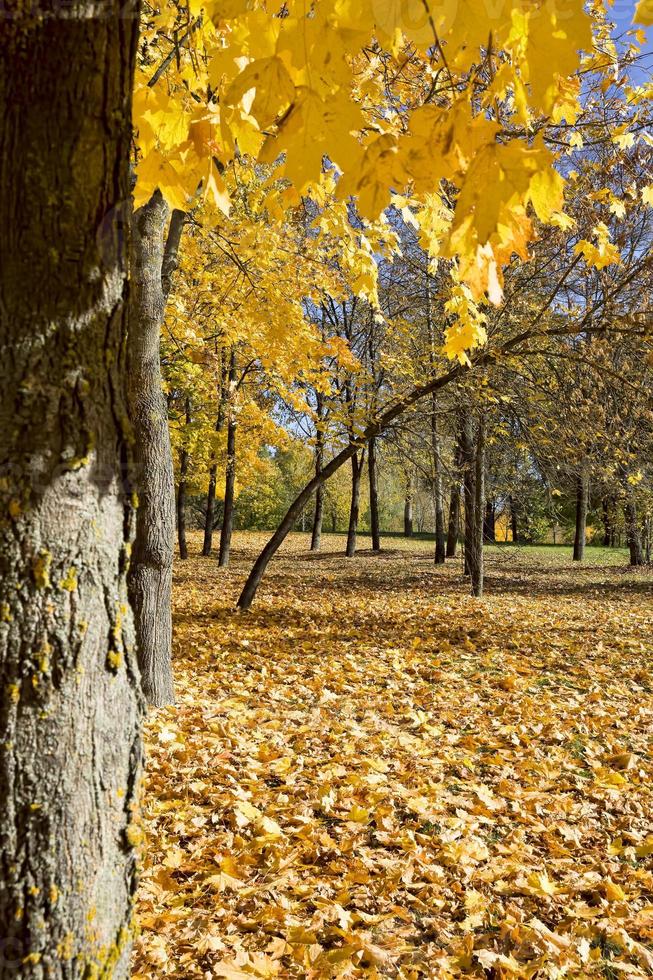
346;449;365;557
202;368;227;557
177;453;189;560
310;401;324;551
510;495;519;544
203;466;218;555
483;500;496;542
368;436;381;552
573;473;588;562
447;438;463;558
602;497;612;548
0;10;142;975
430;398;446;564
219;352;238;568
471;417;486;597
625;498;644;566
127;192;180;706
447;484;461;558
218;417;237;567
461;412;476;577
404;477;414;537
177;400;191;560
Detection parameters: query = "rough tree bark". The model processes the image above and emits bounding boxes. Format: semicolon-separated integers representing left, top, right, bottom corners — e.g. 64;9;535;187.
177;399;191;560
310;394;325;552
0;7;142;975
573;473;588;562
368;436;381;552
127;192;183;706
346;449;366;558
218;352;237;568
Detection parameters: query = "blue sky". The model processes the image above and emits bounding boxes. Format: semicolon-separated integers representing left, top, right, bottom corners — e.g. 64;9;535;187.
611;1;653;48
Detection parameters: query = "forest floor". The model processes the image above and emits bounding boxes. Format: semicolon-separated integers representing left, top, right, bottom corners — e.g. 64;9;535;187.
133;532;653;979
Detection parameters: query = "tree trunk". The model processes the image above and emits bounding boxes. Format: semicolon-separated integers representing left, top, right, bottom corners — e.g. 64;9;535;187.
471;417;486;597
218;352;237;568
203;465;218;556
177;451;189;560
0;10;142;975
346;449;365;557
483;499;496;542
573;473;588;562
202;367;228;557
127;192;179;707
431;398;446;564
177;400;191;560
447;484;461;558
510;495;520;544
625;498;644;566
601;497;613;548
447;437;463;558
461;412;476;577
368;436;381;552
404;480;414;537
310;401;324;551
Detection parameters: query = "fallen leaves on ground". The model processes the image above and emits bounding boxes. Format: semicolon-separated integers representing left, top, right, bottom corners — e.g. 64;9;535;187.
134;533;653;978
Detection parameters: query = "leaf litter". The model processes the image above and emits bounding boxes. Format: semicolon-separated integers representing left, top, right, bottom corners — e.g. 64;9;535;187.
134;534;653;978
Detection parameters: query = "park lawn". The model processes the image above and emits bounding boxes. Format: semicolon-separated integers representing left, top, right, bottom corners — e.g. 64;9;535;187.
134;532;653;978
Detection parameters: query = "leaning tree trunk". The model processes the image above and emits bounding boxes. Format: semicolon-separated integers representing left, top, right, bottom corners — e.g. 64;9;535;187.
346;449;365;558
368;436;381;552
127;192;181;707
471;416;486;597
218;353;237;568
0;9;142;976
573;473;588;562
624;498;644;567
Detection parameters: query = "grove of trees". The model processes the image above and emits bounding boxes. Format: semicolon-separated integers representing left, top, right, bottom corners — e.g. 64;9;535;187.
1;0;652;975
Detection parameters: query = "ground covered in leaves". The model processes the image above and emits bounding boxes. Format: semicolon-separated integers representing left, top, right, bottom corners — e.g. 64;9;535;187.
134;533;653;979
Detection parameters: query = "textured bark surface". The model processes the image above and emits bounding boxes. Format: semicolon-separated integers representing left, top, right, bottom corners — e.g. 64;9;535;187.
0;7;143;977
127;193;176;707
